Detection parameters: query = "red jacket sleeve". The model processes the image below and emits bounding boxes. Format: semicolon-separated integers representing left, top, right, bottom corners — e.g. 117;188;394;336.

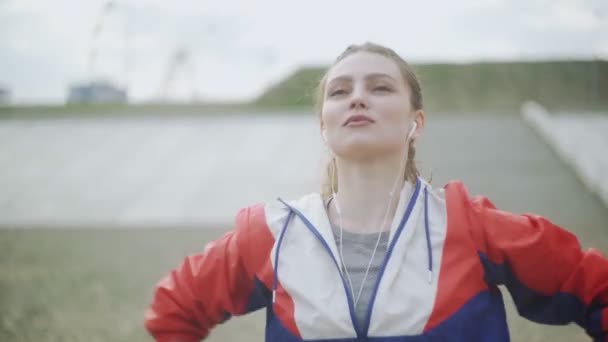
448;181;608;340
144;204;272;342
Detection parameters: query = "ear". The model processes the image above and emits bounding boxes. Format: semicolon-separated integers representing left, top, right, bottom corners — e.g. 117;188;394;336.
411;109;425;140
320;120;327;142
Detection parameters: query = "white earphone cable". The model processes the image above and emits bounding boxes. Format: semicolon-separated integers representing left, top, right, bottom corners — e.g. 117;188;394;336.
329;122;416;307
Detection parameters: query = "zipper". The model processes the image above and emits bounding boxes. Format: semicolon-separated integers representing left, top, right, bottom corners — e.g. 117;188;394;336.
277;177;422;338
361;178;422;336
277;198;364;337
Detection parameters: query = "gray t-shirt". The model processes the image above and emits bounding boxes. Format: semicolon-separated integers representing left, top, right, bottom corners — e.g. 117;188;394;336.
326;200;390;328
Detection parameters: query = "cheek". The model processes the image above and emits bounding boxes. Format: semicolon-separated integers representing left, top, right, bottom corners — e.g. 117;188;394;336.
377;101;409;129
321;101;343;129
378;124;408;145
372;91;404;111
375;102;411;142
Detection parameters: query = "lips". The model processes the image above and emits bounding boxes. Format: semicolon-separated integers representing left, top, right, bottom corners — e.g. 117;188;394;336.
343;114;375;126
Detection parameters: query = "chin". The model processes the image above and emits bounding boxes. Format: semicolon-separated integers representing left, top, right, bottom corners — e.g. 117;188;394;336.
337;140;399;161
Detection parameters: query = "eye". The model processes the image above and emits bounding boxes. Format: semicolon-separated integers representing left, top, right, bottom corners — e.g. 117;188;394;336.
328;88;347;97
373;85;392;92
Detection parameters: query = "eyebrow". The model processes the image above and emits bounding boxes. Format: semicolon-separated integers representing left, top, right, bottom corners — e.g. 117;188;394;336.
327;73;398;86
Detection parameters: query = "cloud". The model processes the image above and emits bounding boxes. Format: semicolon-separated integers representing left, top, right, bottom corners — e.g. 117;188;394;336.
1;0;606;104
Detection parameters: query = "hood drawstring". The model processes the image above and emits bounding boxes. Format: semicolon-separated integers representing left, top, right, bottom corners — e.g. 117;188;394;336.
272;208;294;304
424;186;433;284
272;185;434;306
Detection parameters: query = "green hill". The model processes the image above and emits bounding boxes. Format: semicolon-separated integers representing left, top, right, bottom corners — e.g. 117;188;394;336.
254;60;608;112
254;66;327;108
2;60;605;117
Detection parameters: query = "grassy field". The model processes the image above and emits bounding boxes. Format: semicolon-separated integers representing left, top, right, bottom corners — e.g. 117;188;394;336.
0;227;602;342
0;102;283;119
0;229;267;341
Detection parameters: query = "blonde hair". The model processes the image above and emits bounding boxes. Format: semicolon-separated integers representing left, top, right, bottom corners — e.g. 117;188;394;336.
316;42;424;200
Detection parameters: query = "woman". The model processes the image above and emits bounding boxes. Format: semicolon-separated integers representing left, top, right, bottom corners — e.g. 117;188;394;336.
144;42;608;341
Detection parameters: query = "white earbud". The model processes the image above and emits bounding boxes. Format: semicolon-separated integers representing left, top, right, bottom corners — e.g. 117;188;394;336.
408;122;418;140
322;130;336;157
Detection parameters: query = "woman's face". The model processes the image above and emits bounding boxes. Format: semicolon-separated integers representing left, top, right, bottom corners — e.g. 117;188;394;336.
321;51;419;161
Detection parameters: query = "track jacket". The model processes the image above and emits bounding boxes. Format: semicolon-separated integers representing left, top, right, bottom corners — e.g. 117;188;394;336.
145;178;608;341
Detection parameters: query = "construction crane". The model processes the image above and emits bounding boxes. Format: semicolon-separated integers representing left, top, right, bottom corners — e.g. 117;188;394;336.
68;1;130;104
89;1;131;87
157;47;199;103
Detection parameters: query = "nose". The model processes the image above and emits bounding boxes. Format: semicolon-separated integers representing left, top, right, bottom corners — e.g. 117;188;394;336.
349;86;368;110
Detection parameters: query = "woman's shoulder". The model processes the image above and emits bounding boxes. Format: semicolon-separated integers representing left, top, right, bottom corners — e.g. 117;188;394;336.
434;179;477;198
424;178;490;210
234;192;321;232
440;179;467;191
437;179;499;216
419;177;469;199
265;191;326;215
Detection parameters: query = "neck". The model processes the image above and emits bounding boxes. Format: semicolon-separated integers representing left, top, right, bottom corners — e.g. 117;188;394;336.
329;152;412;234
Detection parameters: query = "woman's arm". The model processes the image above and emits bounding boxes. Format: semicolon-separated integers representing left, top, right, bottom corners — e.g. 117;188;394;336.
450;182;608;340
144;204;271;342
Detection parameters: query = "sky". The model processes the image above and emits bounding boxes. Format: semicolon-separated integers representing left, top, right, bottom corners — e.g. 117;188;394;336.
1;0;607;104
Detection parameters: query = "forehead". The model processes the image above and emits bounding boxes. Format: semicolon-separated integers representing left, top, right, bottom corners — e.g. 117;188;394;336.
326;51;402;82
